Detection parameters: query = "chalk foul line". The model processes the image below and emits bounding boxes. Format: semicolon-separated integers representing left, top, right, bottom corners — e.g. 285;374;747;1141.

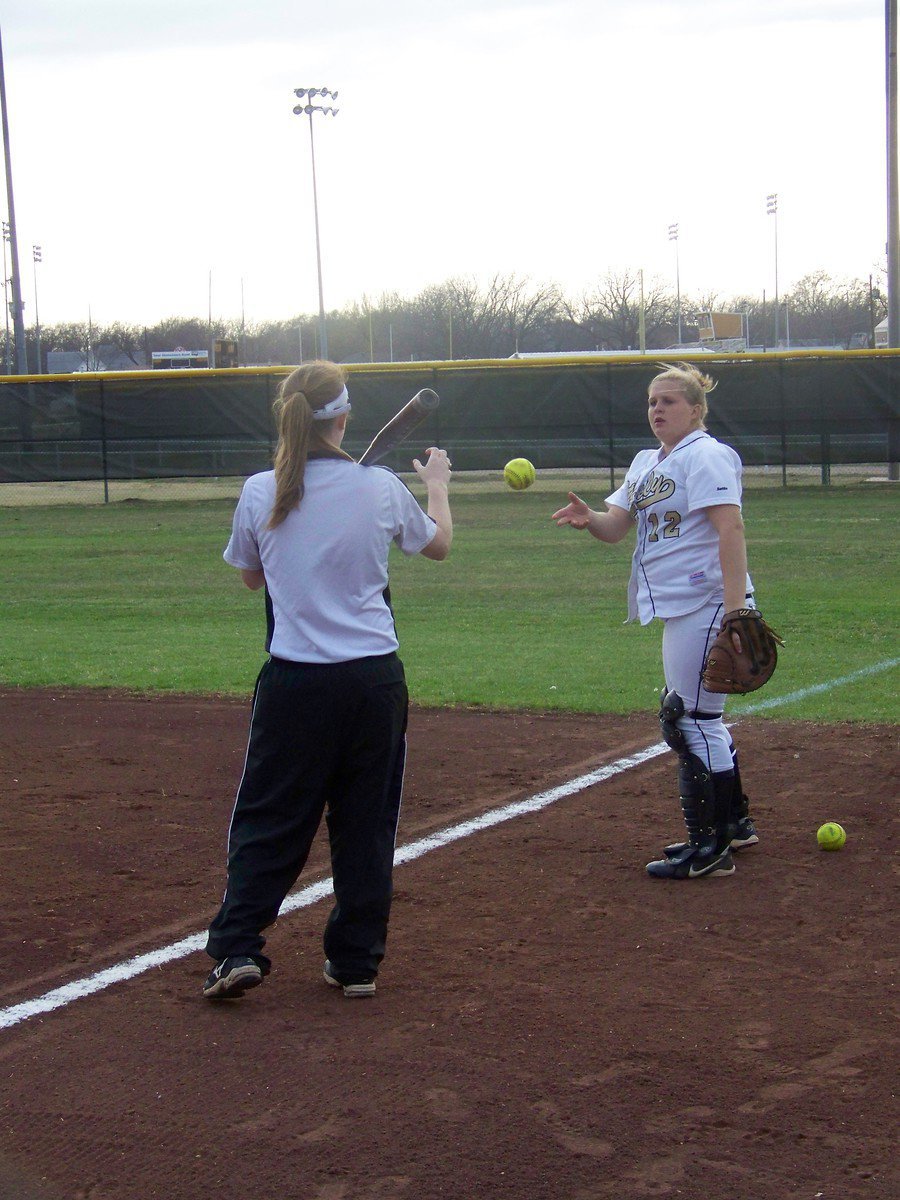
0;743;667;1031
735;656;899;714
1;656;896;1031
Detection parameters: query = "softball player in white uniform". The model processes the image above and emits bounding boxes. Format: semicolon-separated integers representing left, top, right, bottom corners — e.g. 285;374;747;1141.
553;362;761;879
204;361;453;999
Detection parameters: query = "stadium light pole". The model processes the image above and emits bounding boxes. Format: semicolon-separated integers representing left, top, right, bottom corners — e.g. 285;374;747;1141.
240;275;245;366
2;220;9;373
887;0;899;478
668;223;682;345
293;87;338;361
32;243;41;373
887;0;900;347
766;193;779;348
0;26;27;374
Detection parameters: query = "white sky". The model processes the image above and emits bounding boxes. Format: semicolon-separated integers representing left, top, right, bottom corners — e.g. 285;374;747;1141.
0;0;890;327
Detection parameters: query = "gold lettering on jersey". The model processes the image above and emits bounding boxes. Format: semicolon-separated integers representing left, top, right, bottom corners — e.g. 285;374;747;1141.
630;472;676;513
647;510;683;541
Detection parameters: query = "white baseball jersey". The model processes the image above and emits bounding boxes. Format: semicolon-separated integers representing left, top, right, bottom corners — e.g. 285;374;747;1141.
606;431;752;624
224;459;437;663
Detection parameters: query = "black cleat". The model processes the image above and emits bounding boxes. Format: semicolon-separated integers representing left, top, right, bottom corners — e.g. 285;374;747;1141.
323;960;376;998
729;817;759;849
647;843;735;879
202;955;264;1000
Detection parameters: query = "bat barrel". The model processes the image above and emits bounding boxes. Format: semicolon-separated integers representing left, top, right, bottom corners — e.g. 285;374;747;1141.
412;388;440;410
357;388;441;465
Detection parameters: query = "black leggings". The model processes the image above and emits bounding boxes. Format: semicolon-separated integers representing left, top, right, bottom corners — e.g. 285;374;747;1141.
205;652;409;977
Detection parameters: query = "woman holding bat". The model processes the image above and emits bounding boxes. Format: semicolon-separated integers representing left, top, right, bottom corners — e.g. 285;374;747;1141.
552;362;773;881
203;361;452;1000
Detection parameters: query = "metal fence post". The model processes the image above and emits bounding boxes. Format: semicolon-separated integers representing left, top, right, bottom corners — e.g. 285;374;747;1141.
821;430;831;486
99;378;109;504
779;362;787;486
606;365;615;492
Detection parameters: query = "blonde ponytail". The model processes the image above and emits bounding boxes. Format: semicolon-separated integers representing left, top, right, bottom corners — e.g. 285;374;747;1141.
268;361;349;529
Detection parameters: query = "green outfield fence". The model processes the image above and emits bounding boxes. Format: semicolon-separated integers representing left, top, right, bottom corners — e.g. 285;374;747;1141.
1;350;898;501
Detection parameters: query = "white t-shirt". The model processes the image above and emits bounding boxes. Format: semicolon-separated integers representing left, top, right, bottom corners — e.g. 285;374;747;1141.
224;459;437;663
606;431;752;624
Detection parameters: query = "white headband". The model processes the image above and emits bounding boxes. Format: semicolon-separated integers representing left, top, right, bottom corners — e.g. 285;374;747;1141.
311;385;351;420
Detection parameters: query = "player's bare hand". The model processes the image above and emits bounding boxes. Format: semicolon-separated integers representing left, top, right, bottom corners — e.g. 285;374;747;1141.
413;446;451;486
552;492;591;529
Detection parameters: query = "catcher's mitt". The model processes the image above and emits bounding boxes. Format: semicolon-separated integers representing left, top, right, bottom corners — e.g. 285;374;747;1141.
702;608;784;695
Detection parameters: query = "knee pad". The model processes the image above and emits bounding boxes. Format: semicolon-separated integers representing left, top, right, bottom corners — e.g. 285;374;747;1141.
659;689;687;754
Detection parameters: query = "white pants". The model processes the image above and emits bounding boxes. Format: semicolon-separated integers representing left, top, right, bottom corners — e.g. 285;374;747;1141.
661;596;737;773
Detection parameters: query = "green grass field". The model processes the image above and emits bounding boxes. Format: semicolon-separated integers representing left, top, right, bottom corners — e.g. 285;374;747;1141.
1;477;897;722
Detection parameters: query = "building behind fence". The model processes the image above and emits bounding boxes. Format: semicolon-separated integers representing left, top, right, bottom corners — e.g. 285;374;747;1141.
1;350;897;496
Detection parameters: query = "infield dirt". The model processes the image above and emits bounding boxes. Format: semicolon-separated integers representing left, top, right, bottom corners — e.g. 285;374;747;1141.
0;688;896;1200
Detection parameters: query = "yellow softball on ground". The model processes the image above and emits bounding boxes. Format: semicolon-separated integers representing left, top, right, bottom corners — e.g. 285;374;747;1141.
504;458;536;490
817;822;846;851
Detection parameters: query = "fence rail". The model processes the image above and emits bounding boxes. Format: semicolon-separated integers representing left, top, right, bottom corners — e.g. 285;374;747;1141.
0;351;897;500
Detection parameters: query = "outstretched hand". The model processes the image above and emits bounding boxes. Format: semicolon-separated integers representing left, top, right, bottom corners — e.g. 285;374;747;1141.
551;492;591;529
413;446;451;486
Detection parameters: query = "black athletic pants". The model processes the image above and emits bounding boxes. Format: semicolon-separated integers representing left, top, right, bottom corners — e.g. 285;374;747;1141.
205;652;409;979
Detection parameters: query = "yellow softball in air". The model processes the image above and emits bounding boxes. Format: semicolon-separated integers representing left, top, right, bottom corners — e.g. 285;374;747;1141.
817;822;846;851
504;458;536;490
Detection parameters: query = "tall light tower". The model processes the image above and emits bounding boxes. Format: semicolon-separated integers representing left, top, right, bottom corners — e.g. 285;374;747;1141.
293;87;339;360
2;220;9;373
32;242;41;373
766;193;779;347
887;0;899;348
0;27;27;373
887;0;899;480
668;222;681;345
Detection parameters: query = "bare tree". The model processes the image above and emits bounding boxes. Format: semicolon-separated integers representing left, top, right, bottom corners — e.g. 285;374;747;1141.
782;272;874;347
564;269;673;350
96;322;147;367
44;321;90;368
35;265;891;367
435;274;560;358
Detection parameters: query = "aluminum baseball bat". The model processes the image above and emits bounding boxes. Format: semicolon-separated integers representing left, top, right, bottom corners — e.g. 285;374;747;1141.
358;388;441;465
